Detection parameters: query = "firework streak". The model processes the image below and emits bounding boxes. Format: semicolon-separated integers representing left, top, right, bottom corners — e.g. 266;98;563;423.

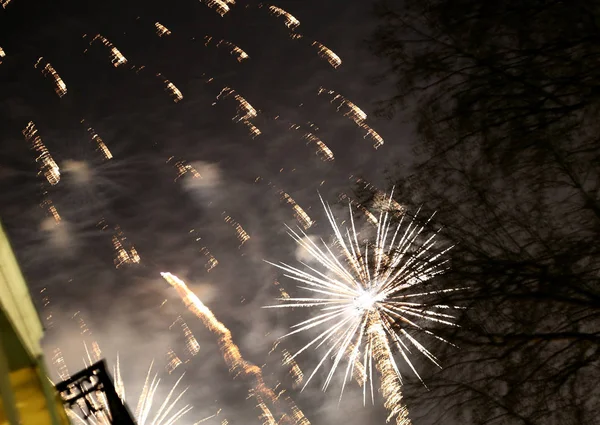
161;272;311;425
23;121;61;185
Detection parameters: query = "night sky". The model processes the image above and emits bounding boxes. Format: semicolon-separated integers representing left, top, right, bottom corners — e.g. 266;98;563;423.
0;1;414;424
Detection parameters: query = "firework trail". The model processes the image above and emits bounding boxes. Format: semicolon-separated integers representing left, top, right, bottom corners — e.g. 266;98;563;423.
222;212;250;246
157;73;184;103
155;22;172;37
161;272;311;425
264;180;313;229
23;121;61;185
272;118;334;161
281;349;304;387
203;0;231;17
90;35;128;67
266;194;461;420
82;122;113;160
311;41;342;69
40;287;71;381
317;88;384;149
204;37;249;62
40;197;62;224
98;220;141;268
0;46;5;63
170;316;201;357
215;87;259;134
263;5;300;30
165;348;184;374
1;0;11;9
167;157;202;181
34;57;68;97
338;193;378;226
189;229;219;272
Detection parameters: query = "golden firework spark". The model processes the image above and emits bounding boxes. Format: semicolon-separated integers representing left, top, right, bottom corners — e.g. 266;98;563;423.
189;228;219;272
171;316;201;357
266;5;300;29
1;0;12;9
282;349;304;387
40;197;62;223
203;0;230;16
35;57;67;97
23;121;61;185
215;39;249;62
217;87;258;121
83;124;113;160
266;194;462;420
242;119;262;138
0;46;5;63
161;272;311;425
100;222;141;268
361;126;384;149
317;87;367;124
157;74;184;102
266;181;313;229
166;348;184;374
222;213;250;246
311;41;341;68
155;22;172;37
338;193;378;226
303;132;334;161
91;35;127;66
167;157;202;181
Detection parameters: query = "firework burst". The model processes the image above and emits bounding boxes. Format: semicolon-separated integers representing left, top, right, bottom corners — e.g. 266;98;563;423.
266;194;462;421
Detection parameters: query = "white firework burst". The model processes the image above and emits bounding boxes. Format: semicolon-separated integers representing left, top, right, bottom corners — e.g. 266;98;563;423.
266;194;462;411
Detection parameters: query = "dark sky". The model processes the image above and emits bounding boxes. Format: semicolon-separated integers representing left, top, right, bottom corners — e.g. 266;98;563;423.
0;1;413;424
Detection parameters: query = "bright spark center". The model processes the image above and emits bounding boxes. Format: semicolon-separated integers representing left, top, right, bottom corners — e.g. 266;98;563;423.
353;290;380;311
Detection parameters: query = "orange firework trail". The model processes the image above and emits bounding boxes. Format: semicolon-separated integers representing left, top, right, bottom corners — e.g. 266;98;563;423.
317;88;384;149
311;41;341;68
263;4;300;30
161;272;311;425
40;197;62;224
1;0;11;9
265;181;313;229
338;193;378;226
82;123;113;160
90;34;127;66
167;157;202;181
155;22;172;37
34;57;67;97
273;117;334;161
170;316;201;357
216;87;258;121
165;348;184;374
23;121;61;185
203;0;231;16
222;212;250;246
98;220;141;268
157;73;184;102
189;229;219;272
213;39;249;62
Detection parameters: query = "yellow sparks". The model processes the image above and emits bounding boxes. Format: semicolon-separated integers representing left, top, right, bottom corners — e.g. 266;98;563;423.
23;121;60;185
242;119;262;138
223;213;250;246
203;0;230;16
1;0;12;9
0;46;5;63
85;126;113;160
172;317;201;357
92;35;128;66
267;5;300;29
157;74;184;102
282;349;304;387
303;132;334;161
168;157;202;181
105;224;141;268
369;320;411;425
161;272;311;425
338;193;378;225
215;39;249;62
361;125;384;149
317;87;367;124
155;22;172;37
267;182;313;229
189;228;219;272
166;348;184;374
40;198;62;223
217;87;258;121
35;58;67;97
311;41;341;68
52;347;71;381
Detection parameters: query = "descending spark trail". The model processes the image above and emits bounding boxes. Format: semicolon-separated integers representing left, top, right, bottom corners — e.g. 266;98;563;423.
311;41;342;69
317;87;384;149
161;272;311;425
222;212;251;246
35;57;67;97
167;157;202;181
189;229;219;272
157;73;184;103
90;35;128;67
98;220;141;268
265;5;301;29
272;118;334;161
23;121;61;185
266;195;461;422
155;22;172;37
1;0;11;9
264;180;314;229
83;123;113;160
203;0;231;17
